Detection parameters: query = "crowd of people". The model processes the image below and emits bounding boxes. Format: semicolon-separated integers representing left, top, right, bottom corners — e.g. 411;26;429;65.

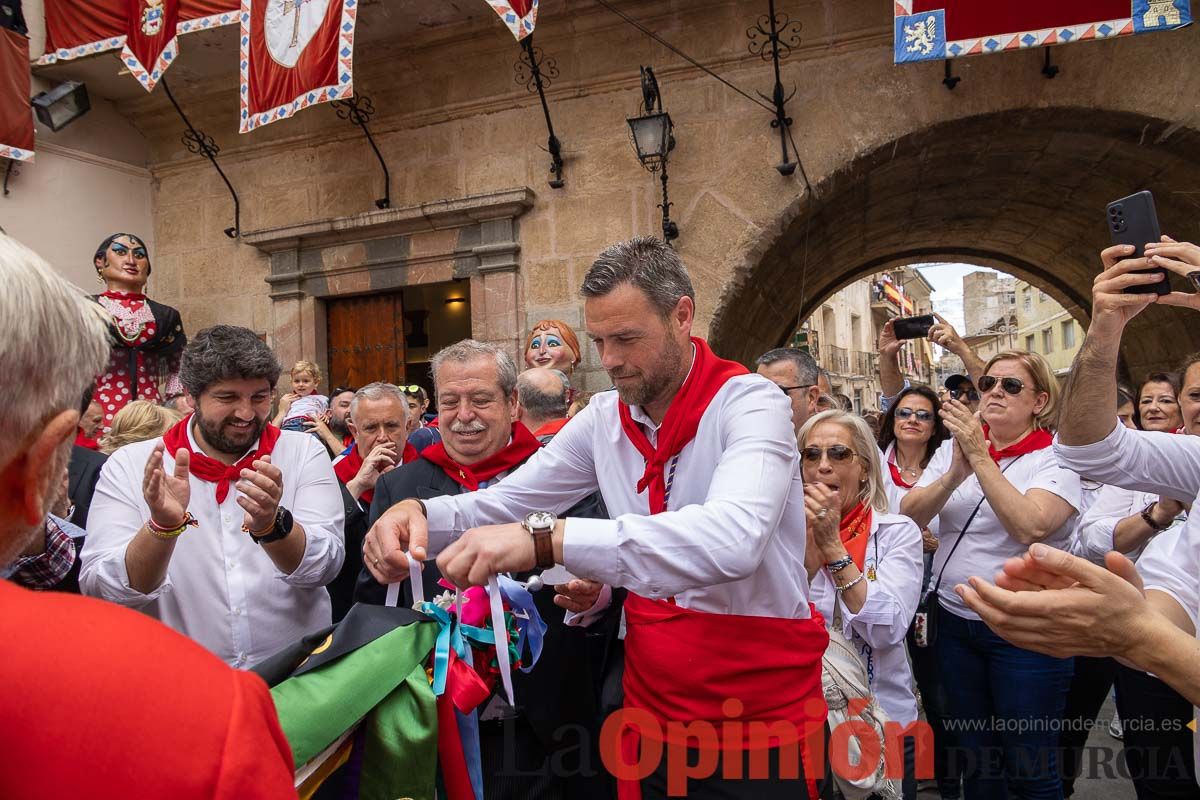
6;229;1200;800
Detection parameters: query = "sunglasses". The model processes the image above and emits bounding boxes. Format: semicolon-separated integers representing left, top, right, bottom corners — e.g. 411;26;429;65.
800;444;861;464
401;385;424;395
949;388;981;403
110;243;148;260
978;375;1026;396
778;383;815;395
895;408;934;422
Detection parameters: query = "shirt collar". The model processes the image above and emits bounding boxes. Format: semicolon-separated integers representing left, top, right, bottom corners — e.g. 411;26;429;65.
626;342;698;433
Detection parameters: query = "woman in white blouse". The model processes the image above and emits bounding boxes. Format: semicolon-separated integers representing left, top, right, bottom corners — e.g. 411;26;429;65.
798;410;923;799
902;350;1082;800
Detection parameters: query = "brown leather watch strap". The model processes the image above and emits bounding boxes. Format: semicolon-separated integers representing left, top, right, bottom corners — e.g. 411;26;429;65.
532;528;554;569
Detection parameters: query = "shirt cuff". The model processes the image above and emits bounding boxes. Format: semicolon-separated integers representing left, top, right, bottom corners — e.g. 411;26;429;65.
1052;422;1124;468
563;583;613;628
562;517;621;587
424;496;460;556
835;585;898;636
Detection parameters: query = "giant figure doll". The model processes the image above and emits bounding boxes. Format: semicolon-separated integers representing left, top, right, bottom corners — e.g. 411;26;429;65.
91;233;187;430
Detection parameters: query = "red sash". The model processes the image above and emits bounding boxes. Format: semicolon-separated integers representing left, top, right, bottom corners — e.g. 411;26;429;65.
839;502;872;571
74;431;101;451
419;423;541;491
333;444;373;503
983;424;1053;464
618;338;748;514
161;414;281;503
532;418;569;438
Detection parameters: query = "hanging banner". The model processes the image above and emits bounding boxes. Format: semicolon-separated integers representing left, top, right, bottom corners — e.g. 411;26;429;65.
239;0;357;133
120;0;181;91
894;0;1191;63
0;27;33;162
485;0;537;41
38;0;237;65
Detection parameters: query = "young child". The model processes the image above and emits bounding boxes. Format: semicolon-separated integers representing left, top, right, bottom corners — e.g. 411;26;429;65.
274;360;330;434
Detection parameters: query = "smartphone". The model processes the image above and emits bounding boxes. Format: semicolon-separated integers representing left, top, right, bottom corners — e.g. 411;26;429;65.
892;314;935;340
1106;191;1170;295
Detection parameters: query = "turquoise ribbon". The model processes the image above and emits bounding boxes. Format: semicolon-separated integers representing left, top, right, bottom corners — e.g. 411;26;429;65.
418;601;467;697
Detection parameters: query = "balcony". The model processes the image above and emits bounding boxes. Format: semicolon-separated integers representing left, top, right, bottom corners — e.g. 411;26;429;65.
821;344;850;375
853;350;876;377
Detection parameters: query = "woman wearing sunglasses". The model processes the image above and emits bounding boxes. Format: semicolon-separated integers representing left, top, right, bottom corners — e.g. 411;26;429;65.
902;350;1082;800
798;410;924;799
89;233;187;433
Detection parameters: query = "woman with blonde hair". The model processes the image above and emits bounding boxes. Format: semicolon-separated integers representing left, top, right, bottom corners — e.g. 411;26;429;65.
799;409;923;798
100;400;182;455
902;350;1082;800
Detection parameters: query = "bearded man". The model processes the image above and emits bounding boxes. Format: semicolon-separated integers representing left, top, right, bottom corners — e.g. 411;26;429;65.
81;325;346;668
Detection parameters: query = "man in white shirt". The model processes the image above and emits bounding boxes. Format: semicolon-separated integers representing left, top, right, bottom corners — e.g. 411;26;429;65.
81;325;345;668
363;237;828;798
956;240;1200;742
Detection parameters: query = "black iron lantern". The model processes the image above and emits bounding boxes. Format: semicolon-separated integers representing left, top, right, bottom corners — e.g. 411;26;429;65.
626;67;678;241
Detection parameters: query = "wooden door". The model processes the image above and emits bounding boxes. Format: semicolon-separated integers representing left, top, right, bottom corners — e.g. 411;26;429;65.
326;292;406;389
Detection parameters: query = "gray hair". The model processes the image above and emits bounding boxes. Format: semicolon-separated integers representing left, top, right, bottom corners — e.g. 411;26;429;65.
179;325;281;398
0;235;111;458
430;339;518;397
797;409;890;513
756;348;819;386
350;381;409;418
580;236;695;317
517;369;570;421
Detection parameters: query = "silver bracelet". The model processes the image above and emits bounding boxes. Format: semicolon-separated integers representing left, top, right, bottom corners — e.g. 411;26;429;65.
835;573;865;593
826;555;854;573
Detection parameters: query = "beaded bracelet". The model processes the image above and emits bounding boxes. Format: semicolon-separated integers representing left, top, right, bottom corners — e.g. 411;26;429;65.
835;573;865;593
147;511;199;540
826;555;854;573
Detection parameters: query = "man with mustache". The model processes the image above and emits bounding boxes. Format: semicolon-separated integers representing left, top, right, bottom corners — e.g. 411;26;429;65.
81;325;346;668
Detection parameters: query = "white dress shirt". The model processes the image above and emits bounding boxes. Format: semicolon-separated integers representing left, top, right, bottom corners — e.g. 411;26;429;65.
881;440;943;538
918;445;1081;620
80;426;346;668
424;372;813;619
808;512;924;723
1073;483;1187;564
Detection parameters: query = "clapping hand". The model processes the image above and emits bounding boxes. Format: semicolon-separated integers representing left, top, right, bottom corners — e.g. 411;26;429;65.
143;442;191;528
941;398;988;466
236;455;283;534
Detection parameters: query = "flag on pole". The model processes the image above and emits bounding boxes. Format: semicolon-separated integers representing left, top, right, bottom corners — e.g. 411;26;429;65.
239;0;357;133
120;0;181;91
485;0;537;41
0;27;33;162
37;0;237;66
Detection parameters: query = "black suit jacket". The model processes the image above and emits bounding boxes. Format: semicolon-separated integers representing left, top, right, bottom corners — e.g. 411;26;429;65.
327;483;368;623
57;446;108;594
354;457;615;759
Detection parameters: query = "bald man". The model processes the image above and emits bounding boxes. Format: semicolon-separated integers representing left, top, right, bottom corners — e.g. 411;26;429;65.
517;367;572;440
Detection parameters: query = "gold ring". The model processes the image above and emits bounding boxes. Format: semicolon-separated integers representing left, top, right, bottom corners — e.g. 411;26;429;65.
817;509;829;520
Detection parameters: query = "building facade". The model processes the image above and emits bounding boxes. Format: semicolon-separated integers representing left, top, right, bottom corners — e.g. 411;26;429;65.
963;271;1017;336
1015;279;1084;377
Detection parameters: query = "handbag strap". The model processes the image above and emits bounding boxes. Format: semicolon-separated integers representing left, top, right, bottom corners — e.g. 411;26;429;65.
927;456;1021;598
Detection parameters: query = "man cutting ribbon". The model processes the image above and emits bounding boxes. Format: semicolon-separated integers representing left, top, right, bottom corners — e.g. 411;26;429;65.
364;237;828;799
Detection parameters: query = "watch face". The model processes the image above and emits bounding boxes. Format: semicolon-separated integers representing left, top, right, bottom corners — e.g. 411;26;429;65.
525;511;555;530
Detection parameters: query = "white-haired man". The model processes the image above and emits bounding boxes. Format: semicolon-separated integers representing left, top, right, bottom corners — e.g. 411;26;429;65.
0;236;293;798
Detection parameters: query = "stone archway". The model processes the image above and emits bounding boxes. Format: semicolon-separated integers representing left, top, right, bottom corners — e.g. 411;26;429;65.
709;107;1200;379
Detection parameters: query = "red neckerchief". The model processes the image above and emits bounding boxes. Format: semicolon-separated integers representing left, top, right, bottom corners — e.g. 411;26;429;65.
333;444;373;503
74;430;101;451
983;424;1053;464
885;446;915;489
402;442;419;464
100;290;147;302
618;338;748;515
420;423;541;491
161;414;281;503
342;433;353;448
839;502;873;571
532;418;569;438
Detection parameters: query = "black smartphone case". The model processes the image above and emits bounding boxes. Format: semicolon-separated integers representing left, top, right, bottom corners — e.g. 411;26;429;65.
893;314;934;340
1107;191;1170;295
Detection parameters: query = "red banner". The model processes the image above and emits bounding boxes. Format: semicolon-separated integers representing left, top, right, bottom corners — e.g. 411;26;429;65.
0;28;33;162
239;0;357;133
120;0;181;91
39;0;236;65
484;0;537;40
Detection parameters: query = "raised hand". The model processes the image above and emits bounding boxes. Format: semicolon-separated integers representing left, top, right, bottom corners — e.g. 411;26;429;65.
940;398;988;465
803;482;841;560
236;454;283;533
1147;236;1200;311
1090;244;1163;333
928;313;965;354
143;442;191;527
363;499;430;583
878;319;902;357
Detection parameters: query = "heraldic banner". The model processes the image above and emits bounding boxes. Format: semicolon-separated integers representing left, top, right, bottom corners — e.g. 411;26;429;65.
122;0;180;91
485;0;538;41
0;27;33;162
39;0;237;65
894;0;1192;63
239;0;357;133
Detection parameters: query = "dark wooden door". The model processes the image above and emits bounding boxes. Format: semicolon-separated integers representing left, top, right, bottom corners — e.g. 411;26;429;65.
326;293;406;389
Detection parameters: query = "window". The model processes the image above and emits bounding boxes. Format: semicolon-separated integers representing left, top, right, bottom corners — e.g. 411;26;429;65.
1061;320;1075;349
1039;290;1048;303
1007;292;1016;307
1042;328;1053;352
1025;334;1036;352
1023;290;1032;312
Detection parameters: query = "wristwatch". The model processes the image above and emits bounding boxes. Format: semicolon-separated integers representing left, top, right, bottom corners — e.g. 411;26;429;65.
522;511;557;569
250;507;294;545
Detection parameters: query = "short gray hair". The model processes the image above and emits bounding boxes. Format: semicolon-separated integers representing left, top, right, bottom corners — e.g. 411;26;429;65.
0;236;111;458
580;236;695;317
351;381;408;418
797;409;890;513
180;325;282;397
517;369;570;420
756;348;819;386
430;339;518;397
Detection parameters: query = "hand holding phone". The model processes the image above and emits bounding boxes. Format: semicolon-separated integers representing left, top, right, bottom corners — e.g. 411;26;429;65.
892;314;935;340
1107;191;1170;295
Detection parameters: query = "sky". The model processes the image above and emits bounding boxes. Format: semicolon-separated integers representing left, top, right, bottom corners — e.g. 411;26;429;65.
912;262;998;333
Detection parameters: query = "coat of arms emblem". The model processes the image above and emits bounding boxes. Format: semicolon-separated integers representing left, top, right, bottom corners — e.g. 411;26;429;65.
141;0;165;36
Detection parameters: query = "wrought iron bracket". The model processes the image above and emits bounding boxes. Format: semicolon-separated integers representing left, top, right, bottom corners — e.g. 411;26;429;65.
161;78;240;238
1042;47;1059;79
659;164;679;243
942;59;961;90
2;158;17;197
747;0;802;176
516;34;565;189
329;94;391;209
